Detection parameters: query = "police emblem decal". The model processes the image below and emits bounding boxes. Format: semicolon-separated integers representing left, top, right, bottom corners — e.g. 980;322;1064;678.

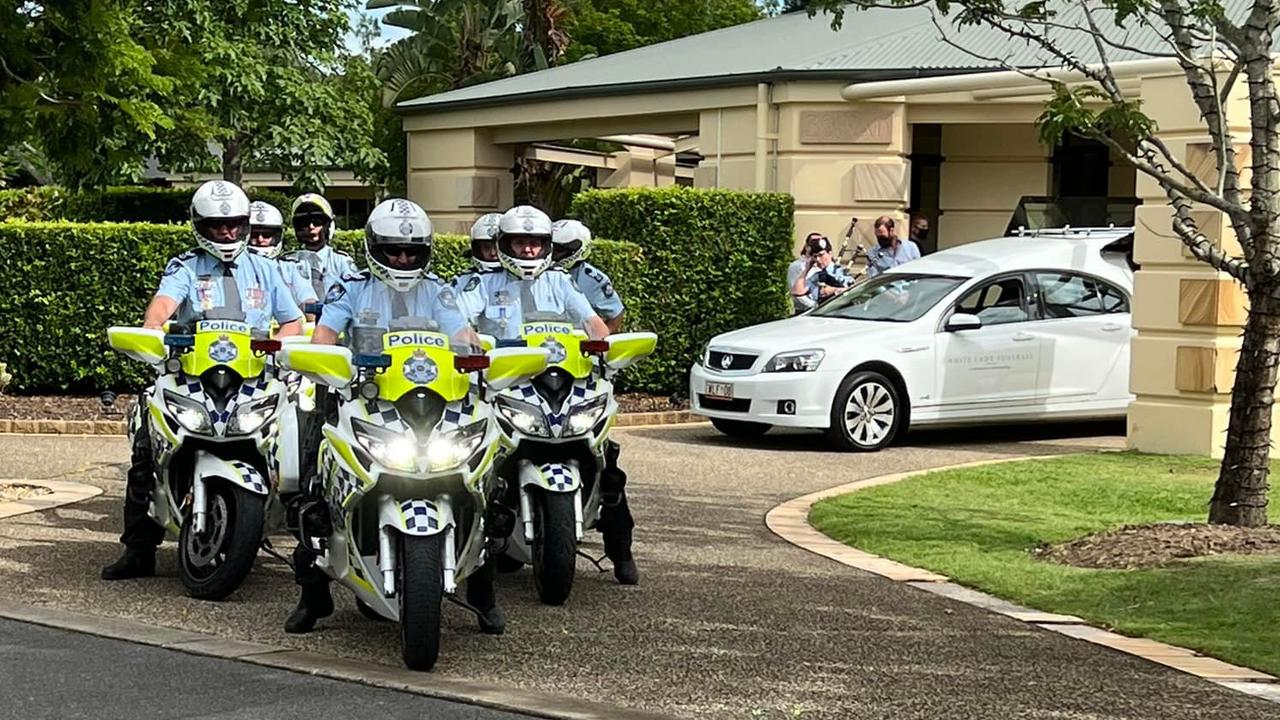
219;201;231;215
540;337;567;364
398;220;414;236
402;349;438;384
720;353;733;369
209;334;239;363
523;219;534;232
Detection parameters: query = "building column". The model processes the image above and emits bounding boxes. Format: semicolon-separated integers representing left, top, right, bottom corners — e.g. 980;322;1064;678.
405;127;514;234
1127;72;1252;457
937;124;1050;249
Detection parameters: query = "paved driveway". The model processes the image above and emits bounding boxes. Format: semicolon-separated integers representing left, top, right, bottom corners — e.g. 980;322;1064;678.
0;424;1274;719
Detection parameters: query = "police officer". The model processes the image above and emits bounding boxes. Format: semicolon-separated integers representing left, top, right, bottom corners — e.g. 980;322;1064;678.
791;235;853;304
246;200;317;311
284;193;359;303
101;181;305;580
457;207;638;585
551;219;625;333
284;199;507;635
453;213;502;318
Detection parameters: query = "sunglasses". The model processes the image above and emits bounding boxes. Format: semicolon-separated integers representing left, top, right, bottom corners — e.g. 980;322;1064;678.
250;229;281;240
292;215;328;230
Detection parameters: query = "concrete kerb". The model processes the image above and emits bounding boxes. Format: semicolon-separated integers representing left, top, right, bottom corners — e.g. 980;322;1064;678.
0;412;705;436
0;478;103;519
0;599;675;720
764;454;1280;701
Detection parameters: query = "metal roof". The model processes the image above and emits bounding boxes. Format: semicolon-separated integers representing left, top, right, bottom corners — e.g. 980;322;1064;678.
400;2;1205;113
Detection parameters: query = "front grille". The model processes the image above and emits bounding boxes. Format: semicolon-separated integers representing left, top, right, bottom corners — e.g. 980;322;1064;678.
707;350;757;371
698;396;751;413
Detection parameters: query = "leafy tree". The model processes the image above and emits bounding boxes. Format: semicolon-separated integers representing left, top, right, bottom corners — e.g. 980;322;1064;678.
561;0;762;61
810;0;1276;526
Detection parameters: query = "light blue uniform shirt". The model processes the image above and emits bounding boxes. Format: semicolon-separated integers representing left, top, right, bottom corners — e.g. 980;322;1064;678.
568;262;624;320
282;245;359;304
451;269;497;320
866;238;923;278
156;250;302;333
804;262;854;302
277;259;317;307
319;271;468;340
458;271;598;341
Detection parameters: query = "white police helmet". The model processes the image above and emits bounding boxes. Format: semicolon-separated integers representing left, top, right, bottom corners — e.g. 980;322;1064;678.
551;219;592;269
468;213;502;273
190;180;251;263
290;193;336;248
496;205;554;280
246;201;285;259
365;199;433;292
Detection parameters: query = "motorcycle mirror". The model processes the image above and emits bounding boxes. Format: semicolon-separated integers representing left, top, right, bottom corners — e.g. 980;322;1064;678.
454;355;490;373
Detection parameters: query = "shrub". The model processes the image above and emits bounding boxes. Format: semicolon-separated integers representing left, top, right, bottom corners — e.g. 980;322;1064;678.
571;186;794;394
0;221;640;393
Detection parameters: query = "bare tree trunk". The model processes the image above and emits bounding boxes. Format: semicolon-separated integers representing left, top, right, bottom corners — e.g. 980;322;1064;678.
1213;284;1278;527
222;136;243;185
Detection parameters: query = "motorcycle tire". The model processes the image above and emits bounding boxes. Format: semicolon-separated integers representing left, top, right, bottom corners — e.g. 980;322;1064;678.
532;492;577;606
178;481;265;601
399;533;444;671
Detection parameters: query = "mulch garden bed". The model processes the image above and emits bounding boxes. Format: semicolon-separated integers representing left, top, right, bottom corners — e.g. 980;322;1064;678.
1034;522;1280;569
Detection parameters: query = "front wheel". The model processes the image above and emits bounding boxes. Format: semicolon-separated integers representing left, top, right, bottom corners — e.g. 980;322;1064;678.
825;371;903;452
179;482;265;600
399;533;444;671
532;492;577;606
710;418;771;438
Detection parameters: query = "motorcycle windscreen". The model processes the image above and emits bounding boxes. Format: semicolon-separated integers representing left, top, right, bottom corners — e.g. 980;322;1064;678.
374;330;470;403
518;321;592;380
179;320;265;379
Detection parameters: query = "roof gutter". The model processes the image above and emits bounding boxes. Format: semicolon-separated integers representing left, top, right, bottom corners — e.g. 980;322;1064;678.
841;57;1180;100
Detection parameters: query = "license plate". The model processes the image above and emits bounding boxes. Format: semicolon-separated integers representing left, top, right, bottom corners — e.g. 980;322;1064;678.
705;382;734;400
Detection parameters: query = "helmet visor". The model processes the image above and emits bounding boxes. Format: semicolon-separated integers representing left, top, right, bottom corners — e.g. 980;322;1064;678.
552;240;582;262
196;216;250;245
471;238;498;262
370;242;431;272
292;213;330;232
249;227;283;247
500;234;551;261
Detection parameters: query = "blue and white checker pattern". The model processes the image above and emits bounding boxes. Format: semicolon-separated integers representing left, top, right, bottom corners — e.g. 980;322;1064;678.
322;450;364;512
400;499;440;533
439;394;478;431
539;463;575;491
505;377;604;437
228;459;268;495
362;399;408;432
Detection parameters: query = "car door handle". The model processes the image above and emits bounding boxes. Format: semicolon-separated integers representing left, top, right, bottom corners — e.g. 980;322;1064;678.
897;345;929;354
1011;332;1035;342
1101;323;1125;332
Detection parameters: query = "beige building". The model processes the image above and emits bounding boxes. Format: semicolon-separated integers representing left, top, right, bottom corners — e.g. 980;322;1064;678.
399;8;1254;458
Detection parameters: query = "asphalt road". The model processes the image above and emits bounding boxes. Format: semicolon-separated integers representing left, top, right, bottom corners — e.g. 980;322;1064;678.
1;424;1276;719
0;618;527;720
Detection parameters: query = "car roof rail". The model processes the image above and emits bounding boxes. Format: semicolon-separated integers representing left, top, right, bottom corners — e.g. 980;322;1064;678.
1013;225;1134;238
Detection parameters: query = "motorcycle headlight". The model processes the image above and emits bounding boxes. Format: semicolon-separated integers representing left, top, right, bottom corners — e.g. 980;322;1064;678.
565;395;608;436
163;390;211;433
763;349;825;373
352;418;418;472
425;420;488;472
495;395;550;437
228;396;279;435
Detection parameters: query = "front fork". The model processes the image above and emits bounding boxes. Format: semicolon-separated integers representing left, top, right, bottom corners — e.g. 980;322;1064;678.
376;494;459;596
518;483;584;543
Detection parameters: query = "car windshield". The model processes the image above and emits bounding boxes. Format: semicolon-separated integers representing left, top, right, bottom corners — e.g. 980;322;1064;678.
810;274;966;322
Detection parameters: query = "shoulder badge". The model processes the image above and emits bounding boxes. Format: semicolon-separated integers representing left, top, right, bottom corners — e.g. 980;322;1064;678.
438;287;459;310
324;282;347;304
463;275;480;292
340;270;369;282
584;265;605;282
602;281;616;298
162;258;184;277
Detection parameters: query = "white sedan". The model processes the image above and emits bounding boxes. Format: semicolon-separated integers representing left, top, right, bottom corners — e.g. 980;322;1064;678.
690;228;1136;451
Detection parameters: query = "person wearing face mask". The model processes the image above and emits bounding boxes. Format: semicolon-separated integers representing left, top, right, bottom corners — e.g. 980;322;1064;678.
865;216;922;278
283;194;359;303
908;213;931;253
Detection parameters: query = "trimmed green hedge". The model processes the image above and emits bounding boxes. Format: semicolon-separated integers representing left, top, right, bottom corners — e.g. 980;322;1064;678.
570;187;794;394
0;221;642;393
0;186;295;224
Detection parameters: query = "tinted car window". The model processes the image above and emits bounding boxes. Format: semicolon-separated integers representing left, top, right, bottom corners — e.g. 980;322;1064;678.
1034;272;1129;318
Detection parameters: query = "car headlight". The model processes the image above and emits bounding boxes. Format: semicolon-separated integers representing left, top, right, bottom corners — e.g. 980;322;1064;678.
228;396;279;435
763;350;825;372
352;418;418;472
495;395;550;437
700;342;711;367
425;420;488;472
163;390;211;433
565;395;608;436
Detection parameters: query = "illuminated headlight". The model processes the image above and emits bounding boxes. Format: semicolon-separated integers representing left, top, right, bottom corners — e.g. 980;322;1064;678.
352;418;417;472
564;395;608;436
763;350;825;373
425;420;488;472
495;395;550;437
228;396;279;435
163;390;211;433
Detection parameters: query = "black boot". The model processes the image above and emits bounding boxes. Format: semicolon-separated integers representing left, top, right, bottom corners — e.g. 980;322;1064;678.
284;582;334;634
466;562;505;635
101;546;155;580
605;527;639;586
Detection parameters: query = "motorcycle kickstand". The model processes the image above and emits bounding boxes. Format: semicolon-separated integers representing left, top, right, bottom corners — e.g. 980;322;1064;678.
260;538;295;571
576;549;609;573
445;594;489;623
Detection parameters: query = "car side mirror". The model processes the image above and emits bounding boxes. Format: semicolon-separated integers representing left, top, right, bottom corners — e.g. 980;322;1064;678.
946;313;982;332
279;344;355;389
484;346;549;391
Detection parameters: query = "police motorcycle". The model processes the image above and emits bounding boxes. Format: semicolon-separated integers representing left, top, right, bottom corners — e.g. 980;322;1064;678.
279;321;547;671
108;317;287;599
485;316;655;606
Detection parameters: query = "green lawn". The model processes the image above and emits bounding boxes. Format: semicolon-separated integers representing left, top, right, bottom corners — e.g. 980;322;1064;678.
809;453;1280;675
